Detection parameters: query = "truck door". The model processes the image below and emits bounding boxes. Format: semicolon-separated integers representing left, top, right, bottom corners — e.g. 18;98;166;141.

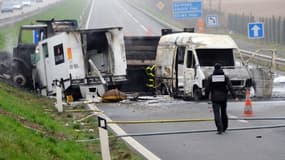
42;42;53;94
175;46;185;92
184;50;196;96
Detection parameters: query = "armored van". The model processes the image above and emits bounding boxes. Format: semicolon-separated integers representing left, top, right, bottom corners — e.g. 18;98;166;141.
155;32;252;100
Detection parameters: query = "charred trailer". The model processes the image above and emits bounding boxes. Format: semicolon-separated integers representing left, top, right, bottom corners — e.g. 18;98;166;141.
34;27;127;99
122;36;160;94
155;32;253;100
11;24;48;88
10;19;78;88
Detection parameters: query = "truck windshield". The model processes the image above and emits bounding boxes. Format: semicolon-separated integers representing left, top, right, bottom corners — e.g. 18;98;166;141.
196;49;235;66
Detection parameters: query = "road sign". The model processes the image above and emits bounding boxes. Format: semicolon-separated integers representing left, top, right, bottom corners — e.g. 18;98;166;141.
173;1;202;19
33;30;40;44
206;15;218;27
97;116;111;160
156;1;165;10
98;116;107;130
248;22;264;39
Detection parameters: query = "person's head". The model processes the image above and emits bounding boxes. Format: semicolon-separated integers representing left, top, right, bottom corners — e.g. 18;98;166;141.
214;63;222;70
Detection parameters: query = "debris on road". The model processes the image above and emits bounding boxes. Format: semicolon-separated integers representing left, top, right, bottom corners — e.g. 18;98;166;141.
102;89;127;102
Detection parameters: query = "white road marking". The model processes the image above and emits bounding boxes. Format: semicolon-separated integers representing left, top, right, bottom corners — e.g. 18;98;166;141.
229;114;249;123
140;24;149;32
88;104;161;160
119;3;148;32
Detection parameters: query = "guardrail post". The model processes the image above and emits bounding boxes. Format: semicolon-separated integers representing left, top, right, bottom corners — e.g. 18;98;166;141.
282;18;285;45
98;116;111;160
271;50;277;73
55;81;63;113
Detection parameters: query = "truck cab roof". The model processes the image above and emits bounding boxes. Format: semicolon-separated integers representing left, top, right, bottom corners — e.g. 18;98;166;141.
159;33;238;49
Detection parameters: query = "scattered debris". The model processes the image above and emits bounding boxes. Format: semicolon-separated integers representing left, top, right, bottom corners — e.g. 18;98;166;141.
102;89;127;102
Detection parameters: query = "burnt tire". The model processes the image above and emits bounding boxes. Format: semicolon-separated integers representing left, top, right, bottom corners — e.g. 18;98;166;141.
13;74;26;87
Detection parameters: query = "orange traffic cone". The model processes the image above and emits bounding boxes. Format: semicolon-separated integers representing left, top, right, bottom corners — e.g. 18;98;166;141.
243;89;253;117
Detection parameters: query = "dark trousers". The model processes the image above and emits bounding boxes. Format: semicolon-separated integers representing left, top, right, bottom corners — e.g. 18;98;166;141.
212;101;228;132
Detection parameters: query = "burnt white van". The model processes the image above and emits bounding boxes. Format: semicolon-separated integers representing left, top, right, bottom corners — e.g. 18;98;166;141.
155;32;252;100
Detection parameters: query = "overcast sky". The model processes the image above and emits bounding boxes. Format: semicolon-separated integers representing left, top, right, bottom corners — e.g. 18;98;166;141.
203;0;284;17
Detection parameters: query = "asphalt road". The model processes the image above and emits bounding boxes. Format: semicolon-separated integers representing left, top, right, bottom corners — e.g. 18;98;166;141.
86;0;166;36
97;98;285;160
86;1;285;159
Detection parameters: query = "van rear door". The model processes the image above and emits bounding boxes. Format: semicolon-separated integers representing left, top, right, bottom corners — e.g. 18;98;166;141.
184;50;196;96
176;47;185;91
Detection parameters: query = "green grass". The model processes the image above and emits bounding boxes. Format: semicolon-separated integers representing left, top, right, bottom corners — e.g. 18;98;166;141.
0;0;90;51
0;82;99;160
0;81;143;160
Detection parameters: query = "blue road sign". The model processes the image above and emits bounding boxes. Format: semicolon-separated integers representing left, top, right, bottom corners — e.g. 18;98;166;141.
248;22;264;39
173;1;202;19
33;30;40;44
206;15;218;27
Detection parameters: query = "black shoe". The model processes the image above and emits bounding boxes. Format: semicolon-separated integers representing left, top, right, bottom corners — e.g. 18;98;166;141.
216;131;223;134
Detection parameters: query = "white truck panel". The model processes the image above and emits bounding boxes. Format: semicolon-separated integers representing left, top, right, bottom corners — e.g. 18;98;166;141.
159;33;238;49
65;32;86;79
106;29;127;76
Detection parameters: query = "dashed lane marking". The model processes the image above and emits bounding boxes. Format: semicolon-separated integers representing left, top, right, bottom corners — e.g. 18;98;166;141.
229;114;249;123
119;3;148;32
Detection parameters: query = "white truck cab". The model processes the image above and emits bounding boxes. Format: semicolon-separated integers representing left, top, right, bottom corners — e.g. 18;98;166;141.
155;32;252;100
34;27;127;99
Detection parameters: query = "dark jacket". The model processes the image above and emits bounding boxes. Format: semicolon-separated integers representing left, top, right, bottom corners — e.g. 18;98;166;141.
205;68;236;102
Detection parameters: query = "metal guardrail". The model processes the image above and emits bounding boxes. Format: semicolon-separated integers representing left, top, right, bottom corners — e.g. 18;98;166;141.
240;49;285;68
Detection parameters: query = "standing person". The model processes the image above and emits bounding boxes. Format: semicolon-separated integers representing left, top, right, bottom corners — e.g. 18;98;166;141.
205;63;238;134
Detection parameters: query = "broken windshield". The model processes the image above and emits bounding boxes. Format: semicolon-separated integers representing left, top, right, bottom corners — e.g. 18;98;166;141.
196;49;235;67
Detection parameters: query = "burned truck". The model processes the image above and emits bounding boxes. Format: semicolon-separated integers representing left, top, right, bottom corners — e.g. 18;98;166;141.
34;27;127;98
8;19;79;88
155;32;253;100
1;19;127;99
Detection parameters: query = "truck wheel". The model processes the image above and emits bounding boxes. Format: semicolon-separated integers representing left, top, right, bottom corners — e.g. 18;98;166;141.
13;74;26;87
193;88;202;101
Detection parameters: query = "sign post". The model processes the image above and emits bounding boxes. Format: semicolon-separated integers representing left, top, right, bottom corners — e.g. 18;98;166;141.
248;22;264;39
98;116;111;160
173;0;202;19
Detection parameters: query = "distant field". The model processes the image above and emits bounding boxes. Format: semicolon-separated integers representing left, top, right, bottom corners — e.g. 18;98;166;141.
0;0;90;51
204;0;285;18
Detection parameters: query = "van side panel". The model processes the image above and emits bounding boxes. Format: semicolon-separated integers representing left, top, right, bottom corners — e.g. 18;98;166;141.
155;44;176;94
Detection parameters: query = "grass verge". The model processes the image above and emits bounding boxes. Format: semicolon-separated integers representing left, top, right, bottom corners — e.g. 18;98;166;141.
0;1;143;159
0;0;90;51
0;81;143;160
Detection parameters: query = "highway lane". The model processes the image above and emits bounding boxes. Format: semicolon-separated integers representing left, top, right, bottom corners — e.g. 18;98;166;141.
85;1;285;159
87;0;166;36
97;98;285;160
